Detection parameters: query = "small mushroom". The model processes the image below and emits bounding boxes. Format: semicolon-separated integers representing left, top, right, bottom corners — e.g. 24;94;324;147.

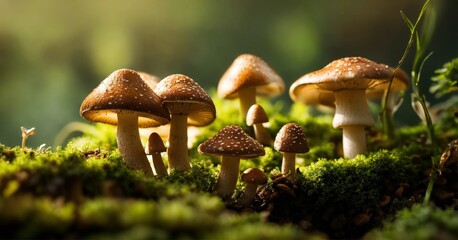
274;123;309;177
145;132;168;177
218;54;284;119
246;104;272;146
238;168;267;207
198;125;265;197
154;74;216;172
80;69;170;175
290;57;394;159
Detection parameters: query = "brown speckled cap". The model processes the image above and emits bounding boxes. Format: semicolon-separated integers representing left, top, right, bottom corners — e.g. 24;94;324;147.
137;71;161;90
274;123;309;153
241;168;267;184
290;57;393;104
218;54;284;99
198;125;265;158
80;69;170;128
154;74;216;127
246;104;269;126
146;132;166;154
366;67;410;99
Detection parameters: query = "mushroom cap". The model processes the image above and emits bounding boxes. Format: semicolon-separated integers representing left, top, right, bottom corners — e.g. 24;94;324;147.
218;54;285;99
290;57;393;104
246;104;269;126
274;123;309;153
366;67;410;99
154;74;216;127
137;71;161;90
198;125;265;158
80;69;171;128
146;132;166;154
241;168;267;185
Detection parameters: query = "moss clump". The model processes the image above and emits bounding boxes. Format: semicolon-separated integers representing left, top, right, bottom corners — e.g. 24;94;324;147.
0;193;315;239
0;145;169;200
166;160;218;193
367;204;458;240
256;150;426;239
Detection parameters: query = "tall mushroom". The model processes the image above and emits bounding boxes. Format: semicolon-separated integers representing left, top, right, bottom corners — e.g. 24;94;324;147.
80;69;170;175
198;125;265;197
154;74;216;172
246;104;272;146
274;123;309;177
290;57;393;159
145;132;168;177
218;54;284;119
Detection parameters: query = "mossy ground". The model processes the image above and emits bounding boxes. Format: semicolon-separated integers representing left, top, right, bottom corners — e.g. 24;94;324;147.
0;95;457;239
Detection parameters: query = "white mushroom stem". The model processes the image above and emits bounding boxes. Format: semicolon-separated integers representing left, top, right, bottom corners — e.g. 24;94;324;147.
167;114;192;171
238;87;256;119
215;156;241;197
253;123;272;146
151;153;168;177
281;152;296;177
238;183;259;207
116;114;153;176
333;89;374;159
342;125;367;159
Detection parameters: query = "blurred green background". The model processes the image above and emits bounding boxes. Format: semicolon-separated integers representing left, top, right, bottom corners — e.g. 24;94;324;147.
0;0;456;148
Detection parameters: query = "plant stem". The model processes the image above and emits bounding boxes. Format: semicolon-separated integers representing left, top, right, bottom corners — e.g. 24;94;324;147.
390;0;440;204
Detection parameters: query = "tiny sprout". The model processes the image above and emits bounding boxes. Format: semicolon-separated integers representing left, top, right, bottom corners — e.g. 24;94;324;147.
21;127;36;150
37;143;51;154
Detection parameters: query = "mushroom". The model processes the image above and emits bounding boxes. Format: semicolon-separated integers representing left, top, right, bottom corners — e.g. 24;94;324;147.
218;54;284;119
290;57;393;159
238;167;267;207
145;132;168;177
274;123;309;177
80;69;170;175
198;125;265;197
154;74;216;172
298;67;409;115
246;104;272;146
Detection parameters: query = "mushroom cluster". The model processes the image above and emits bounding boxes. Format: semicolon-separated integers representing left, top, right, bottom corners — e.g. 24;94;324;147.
79;54;408;205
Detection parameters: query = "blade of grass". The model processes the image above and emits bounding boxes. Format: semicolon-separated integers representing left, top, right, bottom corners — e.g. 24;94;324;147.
382;0;440;204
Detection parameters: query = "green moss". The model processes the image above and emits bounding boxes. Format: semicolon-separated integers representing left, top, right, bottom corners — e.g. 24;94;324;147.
258;149;426;239
0;193;313;239
69;123;118;150
368;204;458;240
300;150;421;210
0;195;74;239
166;160;218;193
